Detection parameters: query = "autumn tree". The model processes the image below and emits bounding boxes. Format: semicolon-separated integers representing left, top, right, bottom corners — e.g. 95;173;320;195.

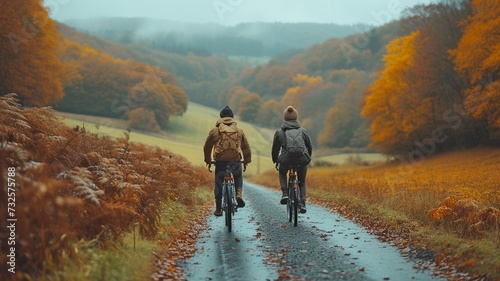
255;99;283;128
402;1;476;148
319;71;370;148
237;93;263;122
222;85;251;113
58;42;141;117
281;74;323;112
58;38;187;131
246;62;295;99
0;0;63;106
362;32;421;155
453;0;500;131
128;107;161;132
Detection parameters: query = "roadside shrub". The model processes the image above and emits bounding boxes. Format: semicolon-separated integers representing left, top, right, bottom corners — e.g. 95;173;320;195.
429;196;500;236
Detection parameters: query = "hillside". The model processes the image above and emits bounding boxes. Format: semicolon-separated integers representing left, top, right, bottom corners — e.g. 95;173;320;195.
63;18;372;57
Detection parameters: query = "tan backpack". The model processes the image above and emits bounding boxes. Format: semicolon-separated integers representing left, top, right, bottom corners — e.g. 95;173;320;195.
214;122;242;160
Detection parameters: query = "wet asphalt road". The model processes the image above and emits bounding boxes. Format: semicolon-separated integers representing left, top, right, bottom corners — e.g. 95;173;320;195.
181;182;445;281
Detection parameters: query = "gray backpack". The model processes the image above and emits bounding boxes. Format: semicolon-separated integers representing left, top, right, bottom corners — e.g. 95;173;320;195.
282;129;310;165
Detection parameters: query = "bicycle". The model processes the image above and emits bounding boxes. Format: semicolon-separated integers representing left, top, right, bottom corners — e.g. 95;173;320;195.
277;164;303;226
208;161;245;232
286;165;302;226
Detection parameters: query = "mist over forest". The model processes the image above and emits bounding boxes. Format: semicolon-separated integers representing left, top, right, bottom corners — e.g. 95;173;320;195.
65;17;373;57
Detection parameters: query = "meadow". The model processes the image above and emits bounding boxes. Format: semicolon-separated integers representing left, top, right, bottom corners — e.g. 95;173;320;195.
252;147;500;280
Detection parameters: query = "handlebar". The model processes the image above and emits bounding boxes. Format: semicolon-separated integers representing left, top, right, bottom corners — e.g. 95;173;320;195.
208;161;247;173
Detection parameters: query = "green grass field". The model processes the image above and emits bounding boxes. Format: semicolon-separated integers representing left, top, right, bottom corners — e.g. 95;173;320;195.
57;103;276;176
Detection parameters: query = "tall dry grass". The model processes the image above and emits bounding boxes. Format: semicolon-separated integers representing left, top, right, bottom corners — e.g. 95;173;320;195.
252;148;499;279
0;94;212;279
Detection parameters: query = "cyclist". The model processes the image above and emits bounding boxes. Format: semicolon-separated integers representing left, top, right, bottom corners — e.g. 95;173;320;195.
204;105;252;216
272;106;312;213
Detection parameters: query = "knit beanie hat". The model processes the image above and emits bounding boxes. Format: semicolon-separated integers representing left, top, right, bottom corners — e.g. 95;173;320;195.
220;105;234;118
283;106;298;121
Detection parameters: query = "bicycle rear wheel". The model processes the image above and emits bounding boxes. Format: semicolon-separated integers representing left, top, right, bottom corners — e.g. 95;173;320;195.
293;184;299;226
225;185;232;232
287;183;293;222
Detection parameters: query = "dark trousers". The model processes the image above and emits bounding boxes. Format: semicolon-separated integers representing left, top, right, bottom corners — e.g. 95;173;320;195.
214;161;243;200
278;163;307;201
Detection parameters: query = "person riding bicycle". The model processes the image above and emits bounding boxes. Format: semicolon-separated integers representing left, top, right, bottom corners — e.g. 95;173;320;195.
204;105;252;216
272;106;312;213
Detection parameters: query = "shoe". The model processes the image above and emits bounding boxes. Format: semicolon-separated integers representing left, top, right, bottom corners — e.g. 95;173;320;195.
300;201;307;214
236;188;245;208
280;191;288;205
214;199;222;216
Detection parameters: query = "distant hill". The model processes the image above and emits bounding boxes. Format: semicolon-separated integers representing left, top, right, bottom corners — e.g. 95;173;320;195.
63;18;373;57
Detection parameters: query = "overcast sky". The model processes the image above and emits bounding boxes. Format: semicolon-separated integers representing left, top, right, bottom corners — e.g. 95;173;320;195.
45;0;436;26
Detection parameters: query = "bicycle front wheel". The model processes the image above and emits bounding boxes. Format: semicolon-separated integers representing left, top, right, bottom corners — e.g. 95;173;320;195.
293;186;299;226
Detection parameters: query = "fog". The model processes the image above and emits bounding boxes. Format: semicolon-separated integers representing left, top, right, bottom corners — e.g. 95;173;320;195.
45;0;436;26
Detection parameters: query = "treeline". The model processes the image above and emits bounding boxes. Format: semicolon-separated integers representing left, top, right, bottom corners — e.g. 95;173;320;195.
0;1;189;132
362;0;499;156
58;37;187;132
66;18;370;57
57;23;249;109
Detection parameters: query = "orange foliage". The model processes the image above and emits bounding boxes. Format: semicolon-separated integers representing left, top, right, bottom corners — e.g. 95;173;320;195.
453;0;500;128
0;0;63;106
58;38;188;131
362;31;421;154
256;99;282;128
281;74;324;113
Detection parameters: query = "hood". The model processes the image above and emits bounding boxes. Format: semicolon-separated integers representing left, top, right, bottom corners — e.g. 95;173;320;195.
280;120;301;130
216;117;236;127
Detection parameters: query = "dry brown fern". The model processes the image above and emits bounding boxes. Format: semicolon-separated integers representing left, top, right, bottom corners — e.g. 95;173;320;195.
0;94;212;278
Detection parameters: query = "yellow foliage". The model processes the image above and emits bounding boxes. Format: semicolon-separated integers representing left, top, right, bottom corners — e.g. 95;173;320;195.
362;31;421;154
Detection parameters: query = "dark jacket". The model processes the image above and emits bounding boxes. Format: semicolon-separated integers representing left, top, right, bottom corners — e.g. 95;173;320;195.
272;120;312;164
